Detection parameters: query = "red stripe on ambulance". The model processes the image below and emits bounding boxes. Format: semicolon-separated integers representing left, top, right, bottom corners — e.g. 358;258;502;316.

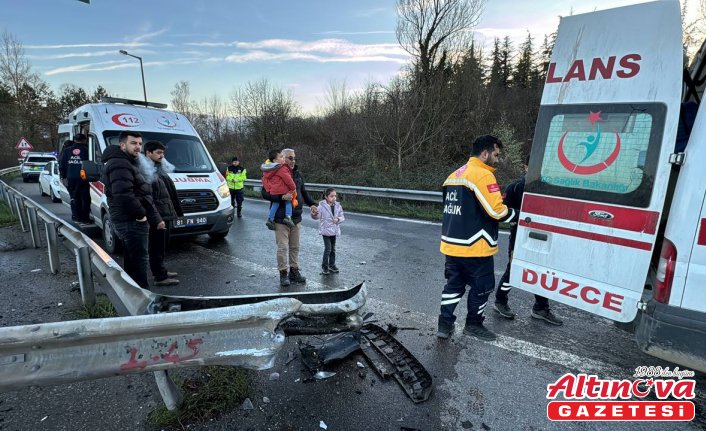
519;220;653;251
522;194;659;234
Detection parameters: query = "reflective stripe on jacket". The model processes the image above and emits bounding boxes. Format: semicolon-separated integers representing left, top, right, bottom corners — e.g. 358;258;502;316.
225;166;247;190
440;157;517;257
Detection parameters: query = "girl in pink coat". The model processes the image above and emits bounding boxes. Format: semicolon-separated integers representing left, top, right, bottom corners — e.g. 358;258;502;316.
311;188;345;274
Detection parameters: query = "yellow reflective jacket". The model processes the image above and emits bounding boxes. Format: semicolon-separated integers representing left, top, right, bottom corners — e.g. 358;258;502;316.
225;166;247;190
440;157;517;257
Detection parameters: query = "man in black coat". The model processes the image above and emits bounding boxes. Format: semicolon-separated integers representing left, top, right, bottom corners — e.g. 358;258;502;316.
493;155;562;325
143;140;184;287
101;131;164;289
59;134;90;223
261;148;318;287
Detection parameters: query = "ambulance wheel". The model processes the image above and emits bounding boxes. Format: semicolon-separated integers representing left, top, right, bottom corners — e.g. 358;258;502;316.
102;213;122;254
208;230;229;240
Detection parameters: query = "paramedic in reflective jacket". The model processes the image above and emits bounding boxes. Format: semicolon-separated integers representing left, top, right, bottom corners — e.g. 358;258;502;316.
437;135;517;341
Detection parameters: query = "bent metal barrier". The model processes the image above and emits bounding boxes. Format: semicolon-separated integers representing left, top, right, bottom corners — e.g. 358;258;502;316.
0;166;366;410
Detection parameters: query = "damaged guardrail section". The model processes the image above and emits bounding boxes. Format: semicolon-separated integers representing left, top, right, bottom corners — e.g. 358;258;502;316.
0;166;368;405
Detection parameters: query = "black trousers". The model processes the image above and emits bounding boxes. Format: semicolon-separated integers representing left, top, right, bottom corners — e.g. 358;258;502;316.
439;255;495;325
113;220;149;289
149;223;170;281
68;179;90;222
322;235;337;270
230;189;244;213
495;250;549;311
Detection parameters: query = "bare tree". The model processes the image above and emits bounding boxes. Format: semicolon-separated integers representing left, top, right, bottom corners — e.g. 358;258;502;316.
396;0;486;83
0;30;33;98
170;80;195;121
361;77;452;177
323;78;352;115
229;78;299;149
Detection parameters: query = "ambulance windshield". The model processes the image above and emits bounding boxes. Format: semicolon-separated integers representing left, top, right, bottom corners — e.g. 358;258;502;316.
103;131;214;173
525;103;666;208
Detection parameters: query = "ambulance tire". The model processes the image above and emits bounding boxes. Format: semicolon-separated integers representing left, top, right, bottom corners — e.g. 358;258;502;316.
208;230;229;240
102;212;122;254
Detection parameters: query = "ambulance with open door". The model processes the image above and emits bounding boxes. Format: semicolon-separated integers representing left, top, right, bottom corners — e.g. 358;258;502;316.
62;97;234;252
511;0;706;373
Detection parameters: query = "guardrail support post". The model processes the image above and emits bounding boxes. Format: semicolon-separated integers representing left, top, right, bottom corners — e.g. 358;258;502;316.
154;371;183;411
14;196;27;232
46;222;60;274
75;246;95;306
4;190;15;216
27;207;41;248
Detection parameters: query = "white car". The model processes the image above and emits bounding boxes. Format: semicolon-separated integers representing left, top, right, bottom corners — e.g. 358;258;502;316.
21;152;56;182
38;160;61;203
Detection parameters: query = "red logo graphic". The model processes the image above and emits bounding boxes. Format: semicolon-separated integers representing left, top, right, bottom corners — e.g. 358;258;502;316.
111;113;141;127
487;183;500;193
557;111;621;175
72;148;81;155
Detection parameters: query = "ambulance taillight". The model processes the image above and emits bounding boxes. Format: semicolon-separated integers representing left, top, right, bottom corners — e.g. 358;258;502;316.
654;239;677;303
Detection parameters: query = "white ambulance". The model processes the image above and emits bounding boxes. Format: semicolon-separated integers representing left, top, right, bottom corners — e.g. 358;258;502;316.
61;97;234;252
511;0;706;373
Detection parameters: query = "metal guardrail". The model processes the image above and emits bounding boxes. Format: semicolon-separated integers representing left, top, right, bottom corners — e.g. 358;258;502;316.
244;179;443;203
0;166;367;410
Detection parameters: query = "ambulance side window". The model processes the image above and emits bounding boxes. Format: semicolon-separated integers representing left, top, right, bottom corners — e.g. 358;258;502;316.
526;103;666;208
89;134;102;164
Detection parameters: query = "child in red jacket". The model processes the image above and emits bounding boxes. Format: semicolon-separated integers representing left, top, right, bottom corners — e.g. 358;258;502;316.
261;149;297;229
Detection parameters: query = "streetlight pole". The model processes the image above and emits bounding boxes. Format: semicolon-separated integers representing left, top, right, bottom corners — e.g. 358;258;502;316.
118;50;147;104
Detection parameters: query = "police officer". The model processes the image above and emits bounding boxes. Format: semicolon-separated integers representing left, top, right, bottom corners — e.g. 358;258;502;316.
437;135;517;341
225;157;247;217
59;134;90;224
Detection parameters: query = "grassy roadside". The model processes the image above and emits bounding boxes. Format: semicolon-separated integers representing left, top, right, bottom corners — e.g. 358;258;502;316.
0;201;16;227
147;366;250;429
70;294;118;319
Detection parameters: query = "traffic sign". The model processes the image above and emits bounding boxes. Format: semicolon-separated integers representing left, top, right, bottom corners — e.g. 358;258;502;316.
15;136;33;151
18;149;29;158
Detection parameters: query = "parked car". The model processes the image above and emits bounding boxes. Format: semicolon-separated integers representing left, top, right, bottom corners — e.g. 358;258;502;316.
21;152;56;182
38;160;61;203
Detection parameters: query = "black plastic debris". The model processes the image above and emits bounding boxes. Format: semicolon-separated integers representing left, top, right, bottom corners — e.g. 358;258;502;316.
297;322;433;404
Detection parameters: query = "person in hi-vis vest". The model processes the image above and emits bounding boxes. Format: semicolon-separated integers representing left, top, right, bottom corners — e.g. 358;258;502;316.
225;157;247;218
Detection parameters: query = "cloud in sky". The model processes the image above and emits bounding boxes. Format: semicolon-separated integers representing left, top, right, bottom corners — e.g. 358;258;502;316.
44;58;200;76
25;42;152;49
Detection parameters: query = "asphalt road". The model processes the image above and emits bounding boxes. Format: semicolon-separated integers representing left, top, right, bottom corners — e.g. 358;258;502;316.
1;177;704;431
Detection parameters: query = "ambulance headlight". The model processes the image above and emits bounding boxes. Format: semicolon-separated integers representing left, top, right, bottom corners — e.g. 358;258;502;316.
217;183;231;199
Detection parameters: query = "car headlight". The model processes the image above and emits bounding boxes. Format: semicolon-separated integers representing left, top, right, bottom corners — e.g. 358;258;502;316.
217;183;230;199
52;179;60;186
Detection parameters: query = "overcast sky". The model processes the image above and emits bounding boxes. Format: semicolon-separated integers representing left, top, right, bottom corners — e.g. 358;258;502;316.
2;0;699;113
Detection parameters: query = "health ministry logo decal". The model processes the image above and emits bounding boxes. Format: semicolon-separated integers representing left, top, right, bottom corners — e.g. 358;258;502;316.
557;111;621;175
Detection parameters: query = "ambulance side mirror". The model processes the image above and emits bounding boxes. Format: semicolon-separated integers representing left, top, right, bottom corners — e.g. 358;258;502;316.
81;160;103;182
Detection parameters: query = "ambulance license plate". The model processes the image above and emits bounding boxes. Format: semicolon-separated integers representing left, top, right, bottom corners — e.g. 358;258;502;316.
174;216;207;228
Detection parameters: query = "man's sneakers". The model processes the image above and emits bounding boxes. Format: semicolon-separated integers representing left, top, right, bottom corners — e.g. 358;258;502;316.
167;271;178;277
329;265;339;273
154;278;179;287
463;323;497;341
493;302;516;319
531;308;564;325
320;267;330;275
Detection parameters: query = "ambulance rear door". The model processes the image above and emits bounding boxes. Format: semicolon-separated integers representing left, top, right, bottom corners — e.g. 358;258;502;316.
510;0;682;322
